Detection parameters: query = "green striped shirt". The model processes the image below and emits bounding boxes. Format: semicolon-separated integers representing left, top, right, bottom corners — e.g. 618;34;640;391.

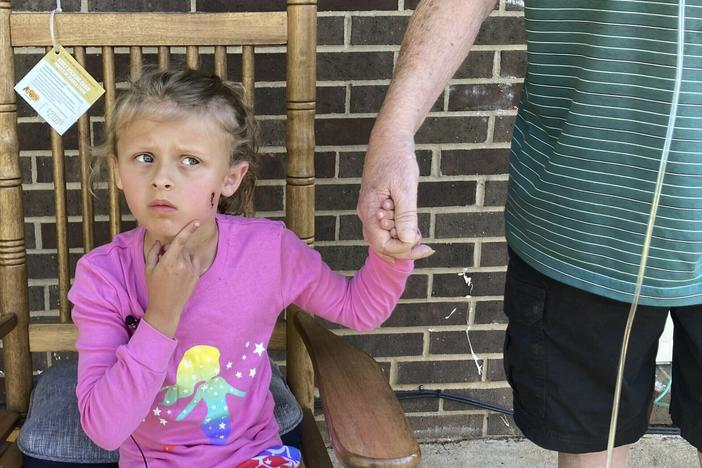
506;0;702;306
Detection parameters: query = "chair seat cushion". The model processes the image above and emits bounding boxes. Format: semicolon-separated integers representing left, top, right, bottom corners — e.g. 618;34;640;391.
18;360;302;463
18;361;118;464
270;361;304;435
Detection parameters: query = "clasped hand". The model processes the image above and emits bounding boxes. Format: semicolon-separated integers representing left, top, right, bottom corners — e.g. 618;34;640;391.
358;131;434;261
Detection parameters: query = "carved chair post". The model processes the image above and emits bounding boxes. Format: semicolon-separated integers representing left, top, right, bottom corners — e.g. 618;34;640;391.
0;0;33;414
285;0;317;414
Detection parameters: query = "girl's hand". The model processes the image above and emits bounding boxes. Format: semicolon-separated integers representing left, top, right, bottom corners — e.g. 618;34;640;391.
377;198;399;240
143;220;202;337
373;198;427;262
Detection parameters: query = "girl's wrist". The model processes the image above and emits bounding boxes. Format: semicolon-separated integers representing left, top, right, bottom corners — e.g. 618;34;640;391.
143;308;180;338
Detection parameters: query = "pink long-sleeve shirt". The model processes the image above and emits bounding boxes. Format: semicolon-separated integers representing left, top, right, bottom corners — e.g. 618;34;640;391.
69;214;412;467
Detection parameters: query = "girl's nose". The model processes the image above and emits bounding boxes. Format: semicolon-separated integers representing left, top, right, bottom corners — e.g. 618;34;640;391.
152;181;173;190
152;165;174;190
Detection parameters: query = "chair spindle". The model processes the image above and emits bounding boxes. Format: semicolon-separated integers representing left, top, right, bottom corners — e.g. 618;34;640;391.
158;46;170;71
45;47;70;323
129;46;142;81
101;46;120;238
73;46;95;254
242;45;255;107
186;45;199;69
213;45;227;79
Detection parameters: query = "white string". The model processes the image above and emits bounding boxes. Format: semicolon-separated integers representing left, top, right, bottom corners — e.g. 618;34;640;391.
604;1;686;466
49;0;63;51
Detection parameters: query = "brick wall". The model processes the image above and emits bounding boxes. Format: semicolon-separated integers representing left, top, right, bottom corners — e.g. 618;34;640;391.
12;0;526;441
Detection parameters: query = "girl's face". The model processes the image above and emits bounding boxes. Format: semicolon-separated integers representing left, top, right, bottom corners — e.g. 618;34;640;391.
114;114;248;241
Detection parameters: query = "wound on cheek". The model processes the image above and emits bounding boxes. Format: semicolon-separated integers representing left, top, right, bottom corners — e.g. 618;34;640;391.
210;192;215;208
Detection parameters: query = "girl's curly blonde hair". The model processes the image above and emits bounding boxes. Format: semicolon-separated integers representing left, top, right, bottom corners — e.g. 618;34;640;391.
93;67;258;215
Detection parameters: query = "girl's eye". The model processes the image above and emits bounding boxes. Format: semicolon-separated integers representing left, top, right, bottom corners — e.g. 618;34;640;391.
182;156;200;166
135;153;154;163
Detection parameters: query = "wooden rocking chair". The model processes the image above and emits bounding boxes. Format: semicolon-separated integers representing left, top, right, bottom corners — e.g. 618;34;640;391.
0;2;421;466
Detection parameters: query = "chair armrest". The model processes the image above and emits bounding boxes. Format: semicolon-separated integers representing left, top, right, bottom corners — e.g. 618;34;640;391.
0;314;17;340
293;313;420;468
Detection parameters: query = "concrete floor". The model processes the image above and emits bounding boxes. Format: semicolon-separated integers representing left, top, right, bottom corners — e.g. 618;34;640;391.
418;435;699;467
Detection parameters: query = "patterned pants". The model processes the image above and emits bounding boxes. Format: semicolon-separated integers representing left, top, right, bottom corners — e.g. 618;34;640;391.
237;445;302;468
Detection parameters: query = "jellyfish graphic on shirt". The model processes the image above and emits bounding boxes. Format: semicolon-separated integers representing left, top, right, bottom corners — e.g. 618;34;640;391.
161;345;245;445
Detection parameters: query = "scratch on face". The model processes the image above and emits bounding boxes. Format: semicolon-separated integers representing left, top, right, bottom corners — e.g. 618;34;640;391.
210;192;215;209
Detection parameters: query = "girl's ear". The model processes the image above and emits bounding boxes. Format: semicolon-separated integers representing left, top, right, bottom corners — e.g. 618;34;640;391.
111;156;123;190
221;161;249;197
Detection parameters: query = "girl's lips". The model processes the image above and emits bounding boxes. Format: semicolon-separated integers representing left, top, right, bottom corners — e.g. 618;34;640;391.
148;200;176;212
149;205;177;213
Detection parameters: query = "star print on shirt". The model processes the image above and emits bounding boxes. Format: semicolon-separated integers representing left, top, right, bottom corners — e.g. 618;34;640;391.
226;361;233;369
153;407;161;417
236;371;242;379
254;342;266;356
249;368;256;378
159;418;167;425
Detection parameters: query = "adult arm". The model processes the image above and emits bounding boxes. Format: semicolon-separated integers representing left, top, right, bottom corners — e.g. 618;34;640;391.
358;0;497;259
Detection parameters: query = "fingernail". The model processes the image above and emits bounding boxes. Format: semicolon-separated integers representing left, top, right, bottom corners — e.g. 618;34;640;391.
194;221;200;227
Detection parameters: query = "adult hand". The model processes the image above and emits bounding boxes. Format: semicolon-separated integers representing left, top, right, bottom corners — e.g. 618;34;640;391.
143;220;202;337
358;130;433;260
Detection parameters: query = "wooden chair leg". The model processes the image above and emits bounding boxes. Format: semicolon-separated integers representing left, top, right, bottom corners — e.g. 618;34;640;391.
301;408;334;468
0;441;22;468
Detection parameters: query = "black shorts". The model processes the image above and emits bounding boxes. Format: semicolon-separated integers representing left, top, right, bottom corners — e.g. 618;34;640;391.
504;248;702;453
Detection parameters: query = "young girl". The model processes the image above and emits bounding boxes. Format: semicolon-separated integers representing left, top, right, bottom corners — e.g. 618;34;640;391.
69;67;412;467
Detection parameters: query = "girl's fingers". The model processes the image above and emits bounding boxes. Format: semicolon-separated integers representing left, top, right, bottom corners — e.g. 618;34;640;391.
390;227;398;239
381;198;395;211
376;208;395;221
380;218;395;231
167;220;201;257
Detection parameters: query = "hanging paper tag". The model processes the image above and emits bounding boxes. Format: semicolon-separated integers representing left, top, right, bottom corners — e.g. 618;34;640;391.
14;45;105;135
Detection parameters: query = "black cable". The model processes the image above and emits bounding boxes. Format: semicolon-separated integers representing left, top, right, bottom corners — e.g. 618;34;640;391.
394;388;680;436
314;387;681;437
645;426;681;436
395;388;513;415
131;434;148;468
